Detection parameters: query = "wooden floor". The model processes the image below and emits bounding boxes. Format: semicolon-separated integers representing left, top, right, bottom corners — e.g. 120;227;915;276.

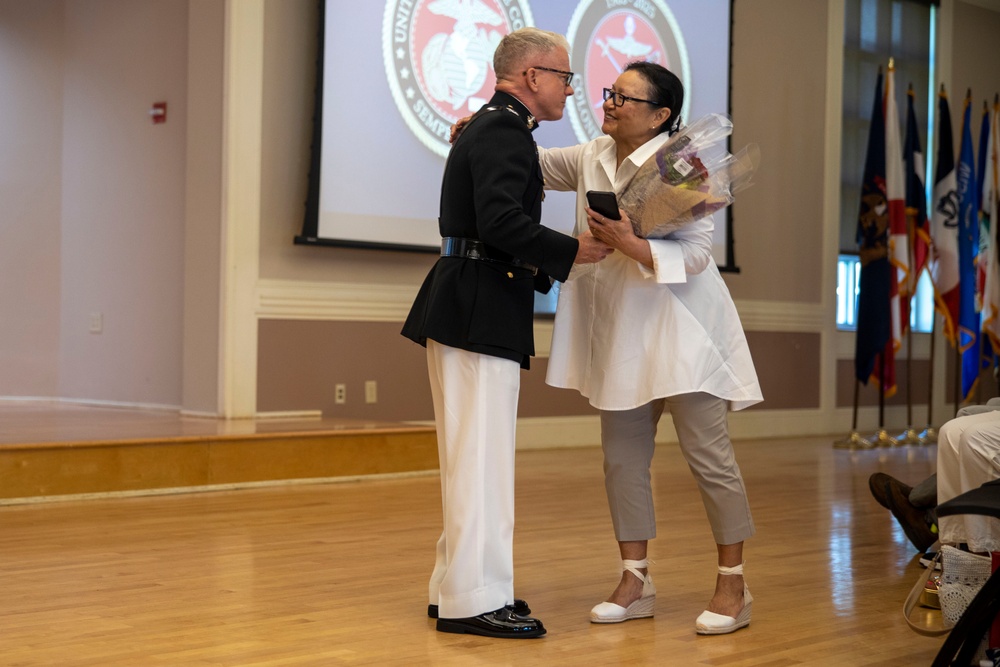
0;407;948;665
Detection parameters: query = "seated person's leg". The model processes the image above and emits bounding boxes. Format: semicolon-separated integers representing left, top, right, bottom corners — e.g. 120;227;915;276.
948;420;1000;554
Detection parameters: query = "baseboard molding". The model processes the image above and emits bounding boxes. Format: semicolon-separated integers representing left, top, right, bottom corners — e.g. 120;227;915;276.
511;404;936;449
0;396;181;412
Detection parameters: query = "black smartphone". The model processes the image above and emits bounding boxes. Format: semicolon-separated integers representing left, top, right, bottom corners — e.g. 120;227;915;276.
586;190;621;220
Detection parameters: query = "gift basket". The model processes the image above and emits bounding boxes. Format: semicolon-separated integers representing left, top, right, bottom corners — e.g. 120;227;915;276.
618;113;759;239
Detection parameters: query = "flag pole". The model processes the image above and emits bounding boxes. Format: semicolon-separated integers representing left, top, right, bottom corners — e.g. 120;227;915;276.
954;345;961;415
919;312;938;444
833;378;873;448
896;324;921;444
871;351;898;446
897;200;920;444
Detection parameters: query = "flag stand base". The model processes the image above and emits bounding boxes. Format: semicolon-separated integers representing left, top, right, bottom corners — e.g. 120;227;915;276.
868;429;899;447
918;426;938;445
894;427;922;445
832;431;874;449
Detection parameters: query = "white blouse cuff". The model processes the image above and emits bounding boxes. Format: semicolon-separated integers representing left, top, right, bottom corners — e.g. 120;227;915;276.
645;240;687;283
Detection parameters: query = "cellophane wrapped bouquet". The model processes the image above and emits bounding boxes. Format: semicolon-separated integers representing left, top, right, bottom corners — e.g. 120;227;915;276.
618;113;759;239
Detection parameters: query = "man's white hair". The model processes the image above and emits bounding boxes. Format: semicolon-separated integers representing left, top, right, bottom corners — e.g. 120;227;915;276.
493;27;570;81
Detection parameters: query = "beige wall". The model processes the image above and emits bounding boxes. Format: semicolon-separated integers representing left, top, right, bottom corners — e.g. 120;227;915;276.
58;0;188;406
0;0;188;406
950;0;1000;146
182;0;224;414
2;0;999;441
728;0;830;305
0;1;63;397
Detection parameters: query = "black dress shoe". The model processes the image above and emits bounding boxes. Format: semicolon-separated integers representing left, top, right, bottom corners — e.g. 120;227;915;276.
436;607;545;638
427;598;530;619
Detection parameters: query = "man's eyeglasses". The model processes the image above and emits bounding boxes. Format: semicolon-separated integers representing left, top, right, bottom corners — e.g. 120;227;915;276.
602;88;660;108
526;66;576;86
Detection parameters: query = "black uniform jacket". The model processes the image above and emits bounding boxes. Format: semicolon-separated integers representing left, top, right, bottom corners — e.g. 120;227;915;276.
401;92;579;369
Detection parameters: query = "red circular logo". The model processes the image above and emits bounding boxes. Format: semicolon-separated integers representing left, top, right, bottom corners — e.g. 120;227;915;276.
566;0;689;143
383;0;533;157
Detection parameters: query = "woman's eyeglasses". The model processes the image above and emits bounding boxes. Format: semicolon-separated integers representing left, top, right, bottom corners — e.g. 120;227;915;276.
602;88;660;108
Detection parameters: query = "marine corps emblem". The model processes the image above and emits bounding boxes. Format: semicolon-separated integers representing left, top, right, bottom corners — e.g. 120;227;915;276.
383;0;533;158
565;0;690;143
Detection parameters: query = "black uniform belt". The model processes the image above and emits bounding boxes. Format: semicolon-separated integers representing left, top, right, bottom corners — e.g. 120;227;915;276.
440;237;538;275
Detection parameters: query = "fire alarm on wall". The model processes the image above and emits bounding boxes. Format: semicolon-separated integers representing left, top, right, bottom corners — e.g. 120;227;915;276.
150;102;167;124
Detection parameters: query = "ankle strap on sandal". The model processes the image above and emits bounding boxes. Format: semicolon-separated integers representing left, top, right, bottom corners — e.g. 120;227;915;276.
622;558;649;581
718;562;745;576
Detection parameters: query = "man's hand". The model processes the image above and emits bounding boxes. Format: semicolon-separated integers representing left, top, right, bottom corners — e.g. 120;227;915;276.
574;230;614;264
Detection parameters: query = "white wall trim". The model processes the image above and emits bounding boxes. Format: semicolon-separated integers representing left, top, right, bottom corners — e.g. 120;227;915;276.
256;279;825;331
822;0;846;416
219;0;264;418
256;279;418;321
733;299;825;332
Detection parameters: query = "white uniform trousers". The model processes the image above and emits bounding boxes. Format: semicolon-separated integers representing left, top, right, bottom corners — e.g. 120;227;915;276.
425;340;519;619
937;410;1000;553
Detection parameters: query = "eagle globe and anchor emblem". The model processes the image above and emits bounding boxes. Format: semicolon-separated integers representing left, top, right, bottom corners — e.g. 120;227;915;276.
565;0;691;144
383;0;533;158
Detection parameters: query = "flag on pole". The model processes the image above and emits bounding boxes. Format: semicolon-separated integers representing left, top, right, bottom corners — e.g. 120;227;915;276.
977;101;992;312
956;90;980;402
885;62;907;343
978;100;995;363
981;96;1000;354
904;84;930;288
855;68;896;396
930;85;960;345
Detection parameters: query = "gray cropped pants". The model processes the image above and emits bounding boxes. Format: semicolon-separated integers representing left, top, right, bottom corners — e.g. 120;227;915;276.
600;392;755;546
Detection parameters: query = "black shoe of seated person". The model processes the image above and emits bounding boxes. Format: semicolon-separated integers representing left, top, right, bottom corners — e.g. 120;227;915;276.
869;472;912;511
886;480;937;552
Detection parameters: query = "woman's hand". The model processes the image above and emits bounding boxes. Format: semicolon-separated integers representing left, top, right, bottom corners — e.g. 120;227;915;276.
586;207;653;270
450;115;473;143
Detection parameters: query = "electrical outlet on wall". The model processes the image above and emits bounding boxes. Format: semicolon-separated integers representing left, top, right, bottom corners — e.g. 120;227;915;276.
335;383;346;404
365;381;377;404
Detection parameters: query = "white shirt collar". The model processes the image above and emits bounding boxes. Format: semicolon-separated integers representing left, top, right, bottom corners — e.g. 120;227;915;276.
598;133;672;191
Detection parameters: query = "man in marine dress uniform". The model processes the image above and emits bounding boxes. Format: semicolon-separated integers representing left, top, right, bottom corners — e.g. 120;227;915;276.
402;27;610;638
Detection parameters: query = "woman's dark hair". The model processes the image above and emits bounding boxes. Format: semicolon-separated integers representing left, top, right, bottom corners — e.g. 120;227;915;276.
623;61;684;135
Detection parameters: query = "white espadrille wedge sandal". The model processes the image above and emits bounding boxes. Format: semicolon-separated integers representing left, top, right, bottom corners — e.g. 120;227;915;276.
695;562;752;635
590;558;656;624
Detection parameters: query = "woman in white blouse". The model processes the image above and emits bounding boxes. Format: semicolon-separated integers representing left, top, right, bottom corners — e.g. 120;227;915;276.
539;62;763;634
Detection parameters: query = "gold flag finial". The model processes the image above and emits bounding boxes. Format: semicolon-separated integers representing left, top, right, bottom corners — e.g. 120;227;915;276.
888;57;895;70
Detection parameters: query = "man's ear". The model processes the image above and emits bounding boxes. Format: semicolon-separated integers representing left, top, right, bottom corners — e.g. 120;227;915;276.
523;67;539;92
